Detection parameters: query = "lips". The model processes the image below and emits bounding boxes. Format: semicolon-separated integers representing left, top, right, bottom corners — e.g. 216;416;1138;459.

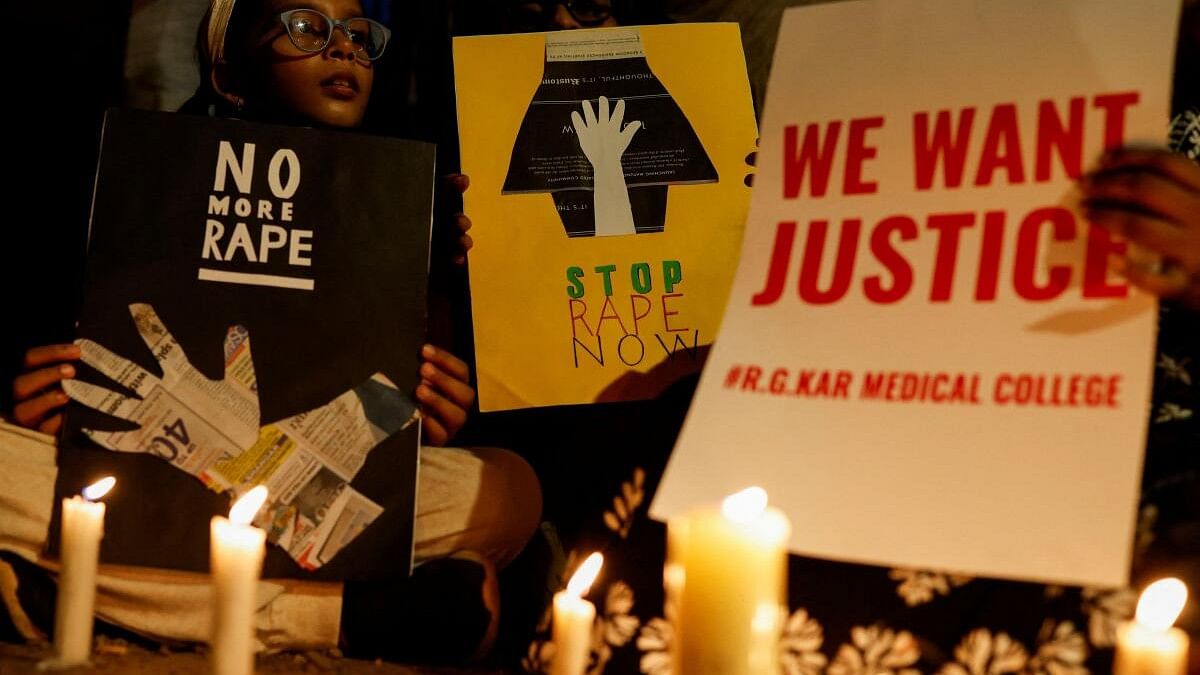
320;70;360;99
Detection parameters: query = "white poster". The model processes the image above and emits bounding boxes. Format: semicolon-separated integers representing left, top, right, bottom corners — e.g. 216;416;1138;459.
652;0;1180;586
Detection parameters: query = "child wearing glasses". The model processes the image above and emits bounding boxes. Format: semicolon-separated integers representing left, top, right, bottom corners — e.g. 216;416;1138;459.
2;0;540;665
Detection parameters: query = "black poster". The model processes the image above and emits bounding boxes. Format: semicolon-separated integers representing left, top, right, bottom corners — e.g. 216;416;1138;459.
48;109;434;581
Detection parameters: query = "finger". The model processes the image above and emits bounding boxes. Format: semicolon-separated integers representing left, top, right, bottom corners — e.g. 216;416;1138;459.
1084;205;1191;261
458;233;474;255
416;383;468;435
419;362;476;410
619;120;641;148
421;344;470;381
61;379;143;422
1099;148;1200;193
222;324;257;386
454;213;472;234
611;98;625;129
420;413;449;447
22;344;81;370
129;303;188;371
582;99;597;128
598;96;610;125
444;173;470;194
13;363;75;401
1111;255;1192;298
38;414;63;436
1082;169;1200;227
76;338;158;397
571;111;586;137
454;254;467;267
12;390;70;429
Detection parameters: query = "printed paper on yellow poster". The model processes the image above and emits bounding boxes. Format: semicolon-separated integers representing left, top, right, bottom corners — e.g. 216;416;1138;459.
455;23;758;411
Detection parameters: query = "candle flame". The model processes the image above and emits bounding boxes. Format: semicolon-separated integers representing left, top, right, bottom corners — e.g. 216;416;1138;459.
722;486;768;523
229;485;269;527
566;552;603;598
82;476;116;501
1135;577;1187;631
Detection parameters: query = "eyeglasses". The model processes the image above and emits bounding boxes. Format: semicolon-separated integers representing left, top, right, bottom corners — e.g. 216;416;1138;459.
274;9;391;61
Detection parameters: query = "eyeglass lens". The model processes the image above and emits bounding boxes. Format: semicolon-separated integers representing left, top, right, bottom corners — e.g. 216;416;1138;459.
284;10;385;59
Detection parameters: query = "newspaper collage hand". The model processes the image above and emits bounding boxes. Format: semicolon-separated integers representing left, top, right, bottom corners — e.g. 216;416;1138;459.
571;95;641;236
63;304;419;570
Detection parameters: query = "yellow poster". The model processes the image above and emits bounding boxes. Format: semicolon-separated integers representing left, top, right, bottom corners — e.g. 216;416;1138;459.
454;24;758;411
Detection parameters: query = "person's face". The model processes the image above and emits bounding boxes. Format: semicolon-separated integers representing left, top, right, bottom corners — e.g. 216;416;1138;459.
243;0;376;128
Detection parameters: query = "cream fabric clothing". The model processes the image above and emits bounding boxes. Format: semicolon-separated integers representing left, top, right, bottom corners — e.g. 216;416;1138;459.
0;421;540;649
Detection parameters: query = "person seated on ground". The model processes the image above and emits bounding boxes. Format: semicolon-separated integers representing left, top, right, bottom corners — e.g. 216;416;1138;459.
3;0;541;664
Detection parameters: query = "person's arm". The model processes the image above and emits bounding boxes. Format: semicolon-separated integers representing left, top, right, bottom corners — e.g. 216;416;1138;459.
1081;147;1200;309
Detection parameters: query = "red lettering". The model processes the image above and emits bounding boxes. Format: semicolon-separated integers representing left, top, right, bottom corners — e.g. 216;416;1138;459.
913;108;975;190
751;221;797;306
1082;225;1128;298
975;103;1025;186
844;116;884;194
928;212;976;301
596;296;628;334
974;211;1006;301
783;122;841;199
569;299;592;338
1093;91;1139;150
661;293;686;333
1013;207;1074;301
1035;97;1084;181
864;215;917;304
629;294;653;334
799;220;861;304
742;366;762;392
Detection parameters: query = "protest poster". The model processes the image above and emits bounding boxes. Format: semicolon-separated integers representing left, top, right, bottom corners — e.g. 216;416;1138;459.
652;0;1179;586
455;24;758;411
50;109;434;580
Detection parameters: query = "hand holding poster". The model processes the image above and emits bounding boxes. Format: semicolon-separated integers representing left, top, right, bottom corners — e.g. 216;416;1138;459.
455;24;757;410
653;0;1180;586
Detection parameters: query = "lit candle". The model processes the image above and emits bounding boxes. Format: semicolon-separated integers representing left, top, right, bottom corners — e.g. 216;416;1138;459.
552;552;603;675
1115;577;1189;675
50;476;115;667
673;487;790;675
210;485;268;675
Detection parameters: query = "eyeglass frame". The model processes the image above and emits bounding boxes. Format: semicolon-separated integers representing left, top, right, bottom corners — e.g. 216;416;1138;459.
270;8;392;61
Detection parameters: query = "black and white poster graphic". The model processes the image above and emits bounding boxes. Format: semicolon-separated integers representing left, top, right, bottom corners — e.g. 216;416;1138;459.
504;29;718;237
49;109;435;581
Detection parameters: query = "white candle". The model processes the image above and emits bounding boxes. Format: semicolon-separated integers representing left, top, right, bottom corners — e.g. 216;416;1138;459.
551;552;603;675
1115;578;1189;675
210;485;268;675
51;476;115;667
674;487;790;675
664;516;689;675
